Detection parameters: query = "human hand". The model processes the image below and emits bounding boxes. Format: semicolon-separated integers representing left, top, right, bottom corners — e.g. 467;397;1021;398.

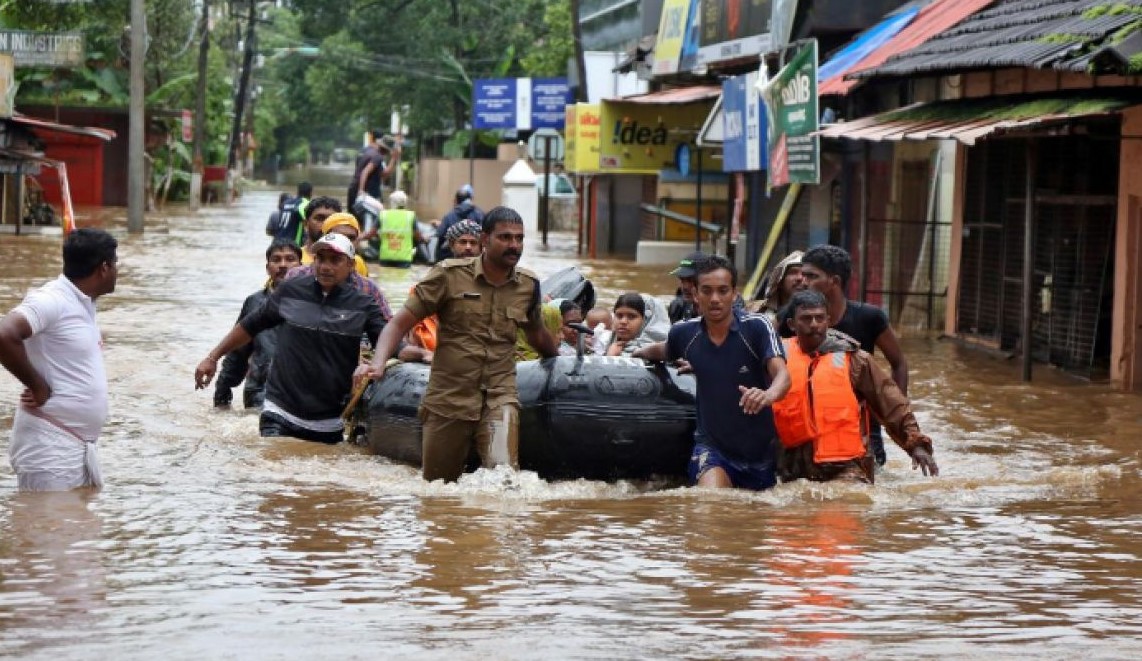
738;385;772;415
910;447;939;477
353;362;386;388
606;341;626;357
195;356;218;390
19;381;51;408
423;351;433;365
675;359;693;374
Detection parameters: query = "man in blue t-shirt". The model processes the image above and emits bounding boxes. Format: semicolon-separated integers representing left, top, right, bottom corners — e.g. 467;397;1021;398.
636;255;790;490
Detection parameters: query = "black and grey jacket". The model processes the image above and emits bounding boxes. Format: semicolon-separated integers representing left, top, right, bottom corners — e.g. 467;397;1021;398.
215;287;277;408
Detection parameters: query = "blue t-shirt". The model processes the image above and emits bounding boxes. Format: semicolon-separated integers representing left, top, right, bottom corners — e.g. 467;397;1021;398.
666;311;785;463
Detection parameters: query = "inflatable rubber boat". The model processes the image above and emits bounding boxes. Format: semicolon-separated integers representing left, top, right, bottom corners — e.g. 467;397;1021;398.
359;355;697;480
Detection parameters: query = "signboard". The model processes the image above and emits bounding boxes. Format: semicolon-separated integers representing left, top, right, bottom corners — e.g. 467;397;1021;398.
721;71;766;172
679;0;702;72
0;30;84;67
181;110;193;142
771;0;800;53
0;54;13;118
758;40;819;187
473;77;569;130
564;103;602;173
598;99;712;174
698;0;772;66
653;0;692;76
528;128;564;162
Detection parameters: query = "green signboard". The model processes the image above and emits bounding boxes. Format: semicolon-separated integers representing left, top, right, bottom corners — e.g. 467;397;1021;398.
759;40;819;187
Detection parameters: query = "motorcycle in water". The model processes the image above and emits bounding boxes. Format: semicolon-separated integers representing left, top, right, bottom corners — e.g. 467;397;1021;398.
352;193;384;261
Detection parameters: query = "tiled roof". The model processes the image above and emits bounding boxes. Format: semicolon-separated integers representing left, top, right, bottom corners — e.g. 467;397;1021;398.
856;0;1142;78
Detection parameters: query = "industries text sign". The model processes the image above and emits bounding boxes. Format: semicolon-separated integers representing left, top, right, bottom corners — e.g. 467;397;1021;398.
0;30;84;67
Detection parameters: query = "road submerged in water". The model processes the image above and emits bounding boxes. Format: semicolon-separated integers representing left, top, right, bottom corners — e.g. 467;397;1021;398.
0;187;1140;659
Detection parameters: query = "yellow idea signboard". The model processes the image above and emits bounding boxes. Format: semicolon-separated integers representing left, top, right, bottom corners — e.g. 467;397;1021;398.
564;103;602;174
598;99;712;174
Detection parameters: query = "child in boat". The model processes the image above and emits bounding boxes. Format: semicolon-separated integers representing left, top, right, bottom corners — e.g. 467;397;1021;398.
606;292;670;357
585;307;613;354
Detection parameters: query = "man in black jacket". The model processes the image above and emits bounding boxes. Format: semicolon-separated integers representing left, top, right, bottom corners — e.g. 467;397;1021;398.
214;238;302;410
195;234;387;443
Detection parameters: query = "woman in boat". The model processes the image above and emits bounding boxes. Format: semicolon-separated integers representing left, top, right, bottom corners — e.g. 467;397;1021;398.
606;292;670;357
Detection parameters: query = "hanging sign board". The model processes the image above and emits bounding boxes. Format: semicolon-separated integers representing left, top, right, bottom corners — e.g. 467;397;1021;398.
0;30;84;68
758;40;819;187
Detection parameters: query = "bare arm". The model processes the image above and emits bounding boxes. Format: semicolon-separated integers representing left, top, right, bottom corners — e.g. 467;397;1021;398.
525;324;559;359
0;311;50;406
632;341;667;362
875;326;908;395
357;307;421;384
357;162;376;193
195;324;254;390
738;356;790;415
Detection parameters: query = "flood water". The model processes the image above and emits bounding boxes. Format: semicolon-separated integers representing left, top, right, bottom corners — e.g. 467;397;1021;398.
1;189;1141;659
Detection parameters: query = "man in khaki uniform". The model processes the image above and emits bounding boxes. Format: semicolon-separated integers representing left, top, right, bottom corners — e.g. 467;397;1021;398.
358;206;558;481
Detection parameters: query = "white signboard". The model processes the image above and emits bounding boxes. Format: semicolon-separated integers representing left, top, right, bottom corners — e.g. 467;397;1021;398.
0;30;84;68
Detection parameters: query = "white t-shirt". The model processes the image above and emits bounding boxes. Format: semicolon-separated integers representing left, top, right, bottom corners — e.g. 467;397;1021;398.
12;275;108;440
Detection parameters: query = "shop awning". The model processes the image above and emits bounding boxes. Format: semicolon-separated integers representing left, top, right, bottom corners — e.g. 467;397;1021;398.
611;85;721;105
816;95;1139;145
10;114;116;141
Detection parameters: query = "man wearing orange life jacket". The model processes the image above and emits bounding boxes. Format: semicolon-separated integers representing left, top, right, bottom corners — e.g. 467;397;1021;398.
772;290;939;483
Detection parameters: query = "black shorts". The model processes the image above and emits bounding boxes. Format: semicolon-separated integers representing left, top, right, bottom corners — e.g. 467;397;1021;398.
259;411;343;445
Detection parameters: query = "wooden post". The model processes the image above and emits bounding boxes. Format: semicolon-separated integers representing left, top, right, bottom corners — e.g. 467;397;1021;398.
1022;139;1037;382
189;0;209;211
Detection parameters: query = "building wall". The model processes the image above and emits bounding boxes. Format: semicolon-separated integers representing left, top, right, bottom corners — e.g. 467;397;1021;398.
1111;106;1142;390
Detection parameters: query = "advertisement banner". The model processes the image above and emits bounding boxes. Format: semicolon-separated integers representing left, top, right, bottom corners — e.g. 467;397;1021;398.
721;71;765;172
0;30;84;67
564;103;602;173
598;100;712;174
698;0;772;66
758;40;819;187
653;0;691;76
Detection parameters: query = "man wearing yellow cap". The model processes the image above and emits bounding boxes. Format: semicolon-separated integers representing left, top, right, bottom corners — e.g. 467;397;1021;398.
302;211;369;277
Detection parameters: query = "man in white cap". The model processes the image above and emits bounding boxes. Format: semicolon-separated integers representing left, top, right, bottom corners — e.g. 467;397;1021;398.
195;234;388;443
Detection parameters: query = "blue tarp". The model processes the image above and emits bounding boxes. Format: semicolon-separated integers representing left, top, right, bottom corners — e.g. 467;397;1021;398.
818;5;921;83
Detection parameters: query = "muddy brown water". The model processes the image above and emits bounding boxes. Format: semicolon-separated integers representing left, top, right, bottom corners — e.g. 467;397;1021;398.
1;189;1140;659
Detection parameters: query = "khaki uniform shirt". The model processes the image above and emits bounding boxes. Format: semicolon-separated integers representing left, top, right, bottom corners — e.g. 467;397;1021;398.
406;256;543;421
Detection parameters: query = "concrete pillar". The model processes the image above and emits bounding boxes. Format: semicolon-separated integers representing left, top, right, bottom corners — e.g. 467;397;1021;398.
502;142;538;236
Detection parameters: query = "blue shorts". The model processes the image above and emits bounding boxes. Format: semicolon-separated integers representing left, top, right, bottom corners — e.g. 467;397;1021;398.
689;441;778;491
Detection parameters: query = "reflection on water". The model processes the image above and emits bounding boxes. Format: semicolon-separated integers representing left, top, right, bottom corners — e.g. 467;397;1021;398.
0;189;1140;658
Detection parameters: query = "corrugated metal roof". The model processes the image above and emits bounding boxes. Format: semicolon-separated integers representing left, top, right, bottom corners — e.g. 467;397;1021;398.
10;114;117;141
823;0;997;96
858;0;1142;78
816;94;1137;144
611;85;721;104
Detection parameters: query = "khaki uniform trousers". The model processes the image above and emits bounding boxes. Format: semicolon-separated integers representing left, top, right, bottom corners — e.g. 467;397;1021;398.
419;403;520;482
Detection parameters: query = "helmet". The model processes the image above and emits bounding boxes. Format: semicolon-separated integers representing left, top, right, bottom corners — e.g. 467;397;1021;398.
389;190;408;208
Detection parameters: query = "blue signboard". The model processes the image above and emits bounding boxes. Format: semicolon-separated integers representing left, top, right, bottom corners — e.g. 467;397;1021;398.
473;78;518;130
722;72;766;172
474;77;569;130
531;78;570;129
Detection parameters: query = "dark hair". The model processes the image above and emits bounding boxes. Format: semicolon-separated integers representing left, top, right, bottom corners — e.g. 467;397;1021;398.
801;244;852;289
296;182;313;198
786;289;827;316
558;300;581;316
613;292;646;317
695;254;737;288
481;206;523;235
277;192;290;209
62;228;117;279
266;237;302;261
305;196;341;219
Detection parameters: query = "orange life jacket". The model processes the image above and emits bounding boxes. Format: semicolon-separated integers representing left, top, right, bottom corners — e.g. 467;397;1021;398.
407;285;438;351
772;338;866;464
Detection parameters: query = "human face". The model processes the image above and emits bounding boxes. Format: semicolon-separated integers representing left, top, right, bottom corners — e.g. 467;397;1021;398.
306;207;335;243
678;276;696;303
330;225;360;243
311;249;353;291
560;309;583;345
482;222;524;269
266;248;301;286
790;305;830;353
781;265;803;298
98;254;119;297
695;268;736;325
798;263;836;295
612;306;644;342
449;234;481;258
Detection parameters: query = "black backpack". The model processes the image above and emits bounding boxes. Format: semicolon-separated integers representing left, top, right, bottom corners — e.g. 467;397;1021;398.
273;196;305;243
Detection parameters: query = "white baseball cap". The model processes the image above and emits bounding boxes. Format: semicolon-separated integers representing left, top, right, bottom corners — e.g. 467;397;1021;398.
311;233;355;259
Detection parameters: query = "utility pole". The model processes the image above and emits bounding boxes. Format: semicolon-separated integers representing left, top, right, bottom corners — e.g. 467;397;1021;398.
225;0;256;205
127;0;147;233
189;0;210;211
570;0;588;102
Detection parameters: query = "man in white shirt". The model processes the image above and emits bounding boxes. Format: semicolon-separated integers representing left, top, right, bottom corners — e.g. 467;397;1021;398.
0;228;119;491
